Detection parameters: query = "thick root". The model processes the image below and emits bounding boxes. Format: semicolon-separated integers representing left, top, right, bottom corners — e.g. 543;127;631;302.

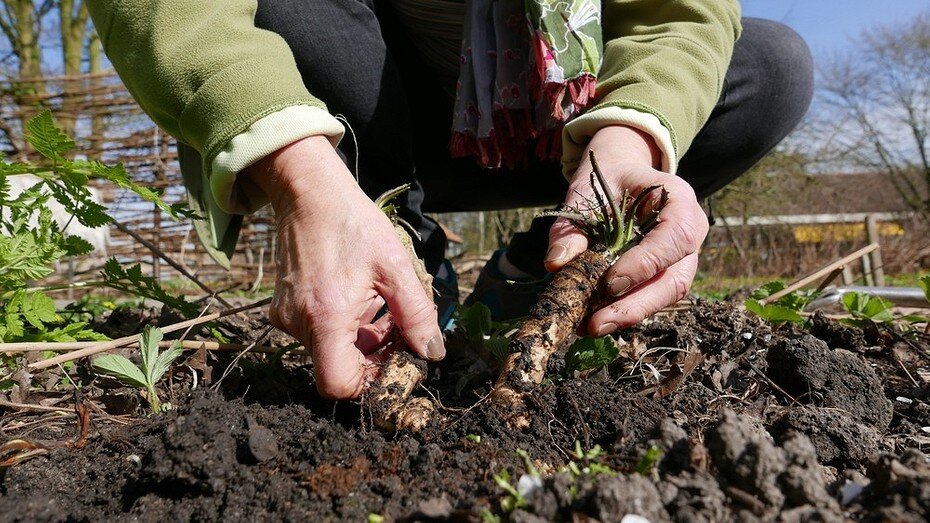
492;249;612;424
367;223;438;433
368;352;436;432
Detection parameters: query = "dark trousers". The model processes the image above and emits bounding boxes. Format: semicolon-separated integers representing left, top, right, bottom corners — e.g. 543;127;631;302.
254;1;814;277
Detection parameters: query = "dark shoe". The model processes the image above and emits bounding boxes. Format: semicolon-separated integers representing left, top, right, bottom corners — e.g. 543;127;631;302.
463;249;550;321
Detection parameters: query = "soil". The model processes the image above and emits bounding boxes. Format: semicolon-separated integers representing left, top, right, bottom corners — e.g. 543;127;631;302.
2;300;929;522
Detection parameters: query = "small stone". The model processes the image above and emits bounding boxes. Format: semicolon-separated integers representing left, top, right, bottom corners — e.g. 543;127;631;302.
839;480;866;506
895;396;913;405
741;332;753;341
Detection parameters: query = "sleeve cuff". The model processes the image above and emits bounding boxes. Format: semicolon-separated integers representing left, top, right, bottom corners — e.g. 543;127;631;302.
210;105;345;214
561;106;677;178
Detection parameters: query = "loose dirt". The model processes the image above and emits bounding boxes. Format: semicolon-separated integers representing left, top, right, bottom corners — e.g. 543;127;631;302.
2;301;928;522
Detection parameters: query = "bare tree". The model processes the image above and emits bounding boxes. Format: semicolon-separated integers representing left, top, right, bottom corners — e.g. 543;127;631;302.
820;12;930;213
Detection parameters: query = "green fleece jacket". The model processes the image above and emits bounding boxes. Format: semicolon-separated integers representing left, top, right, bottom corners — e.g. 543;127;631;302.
86;0;741;267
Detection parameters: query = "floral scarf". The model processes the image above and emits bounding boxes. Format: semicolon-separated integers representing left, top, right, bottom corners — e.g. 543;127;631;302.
450;0;603;169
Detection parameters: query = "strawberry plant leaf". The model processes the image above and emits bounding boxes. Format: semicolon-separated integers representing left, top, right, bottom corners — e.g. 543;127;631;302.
153;341;184;383
842;292;894;324
24;110;75;161
455;302;493;345
92;354;147;389
745;298;805;324
565;336;620;374
140;325;163;386
485;336;510;362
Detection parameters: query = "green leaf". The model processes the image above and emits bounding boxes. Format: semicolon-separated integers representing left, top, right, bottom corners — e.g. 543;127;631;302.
745;299;805;324
485;336;511;362
455;302;493;345
565;336;620;374
100;258;199;318
153;341;184;383
919;275;930;304
635;446;663;475
139;325;163;386
842;292;894;323
38;322;109;342
21;291;58;329
92;354;147;388
747;280;818;313
750;281;787;300
24;111;74;160
61;235;94;256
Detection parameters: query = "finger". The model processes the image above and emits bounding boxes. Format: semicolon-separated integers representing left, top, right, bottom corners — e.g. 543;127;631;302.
356;313;394;354
588;253;698;335
360;295;386;325
306;310;373;400
376;259;445;361
604;188;707;298
544;217;590;272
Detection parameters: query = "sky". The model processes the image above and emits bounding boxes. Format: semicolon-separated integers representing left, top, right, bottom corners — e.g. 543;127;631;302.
741;0;928;63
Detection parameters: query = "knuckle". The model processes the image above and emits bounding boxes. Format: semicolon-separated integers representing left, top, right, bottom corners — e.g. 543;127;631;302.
316;377;360;400
627;301;653;325
670;220;702;255
402;293;437;326
635;247;665;279
670;272;692;302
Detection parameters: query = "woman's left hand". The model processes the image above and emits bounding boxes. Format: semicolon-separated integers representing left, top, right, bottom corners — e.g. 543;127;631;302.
545;125;709;337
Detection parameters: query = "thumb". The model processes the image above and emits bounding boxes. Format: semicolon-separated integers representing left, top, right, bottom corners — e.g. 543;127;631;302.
545;216;589;272
377;263;445;362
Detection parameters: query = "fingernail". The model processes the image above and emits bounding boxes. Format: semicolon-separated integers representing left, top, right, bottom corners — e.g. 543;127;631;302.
426;336;445;361
545;244;567;264
608;276;633;297
596;322;617;337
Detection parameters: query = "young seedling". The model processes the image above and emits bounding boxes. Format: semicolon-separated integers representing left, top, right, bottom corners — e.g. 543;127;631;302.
491;151;668;427
366;185;438;432
92;325;182;414
744;281;819;325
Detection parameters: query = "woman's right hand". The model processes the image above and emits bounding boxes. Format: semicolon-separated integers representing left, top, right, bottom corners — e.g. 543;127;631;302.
244;136;445;399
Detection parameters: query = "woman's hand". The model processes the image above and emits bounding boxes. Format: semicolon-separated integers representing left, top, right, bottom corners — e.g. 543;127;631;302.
244;136;445;399
546;126;708;336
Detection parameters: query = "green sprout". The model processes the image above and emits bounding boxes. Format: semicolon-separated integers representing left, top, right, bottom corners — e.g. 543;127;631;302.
92;325;183;414
542;151;668;260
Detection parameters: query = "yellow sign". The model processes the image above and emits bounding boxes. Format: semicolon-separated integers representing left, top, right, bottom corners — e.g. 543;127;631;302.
792;223;904;243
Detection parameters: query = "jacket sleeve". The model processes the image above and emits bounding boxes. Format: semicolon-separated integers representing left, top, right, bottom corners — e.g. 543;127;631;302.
86;0;344;214
562;0;742;176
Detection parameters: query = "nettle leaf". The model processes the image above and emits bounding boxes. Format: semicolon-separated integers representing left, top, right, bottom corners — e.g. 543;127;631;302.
153;341;184;383
140;325;163;386
93;354;148;388
565;336;620;374
745;299;805;324
24;110;74;161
